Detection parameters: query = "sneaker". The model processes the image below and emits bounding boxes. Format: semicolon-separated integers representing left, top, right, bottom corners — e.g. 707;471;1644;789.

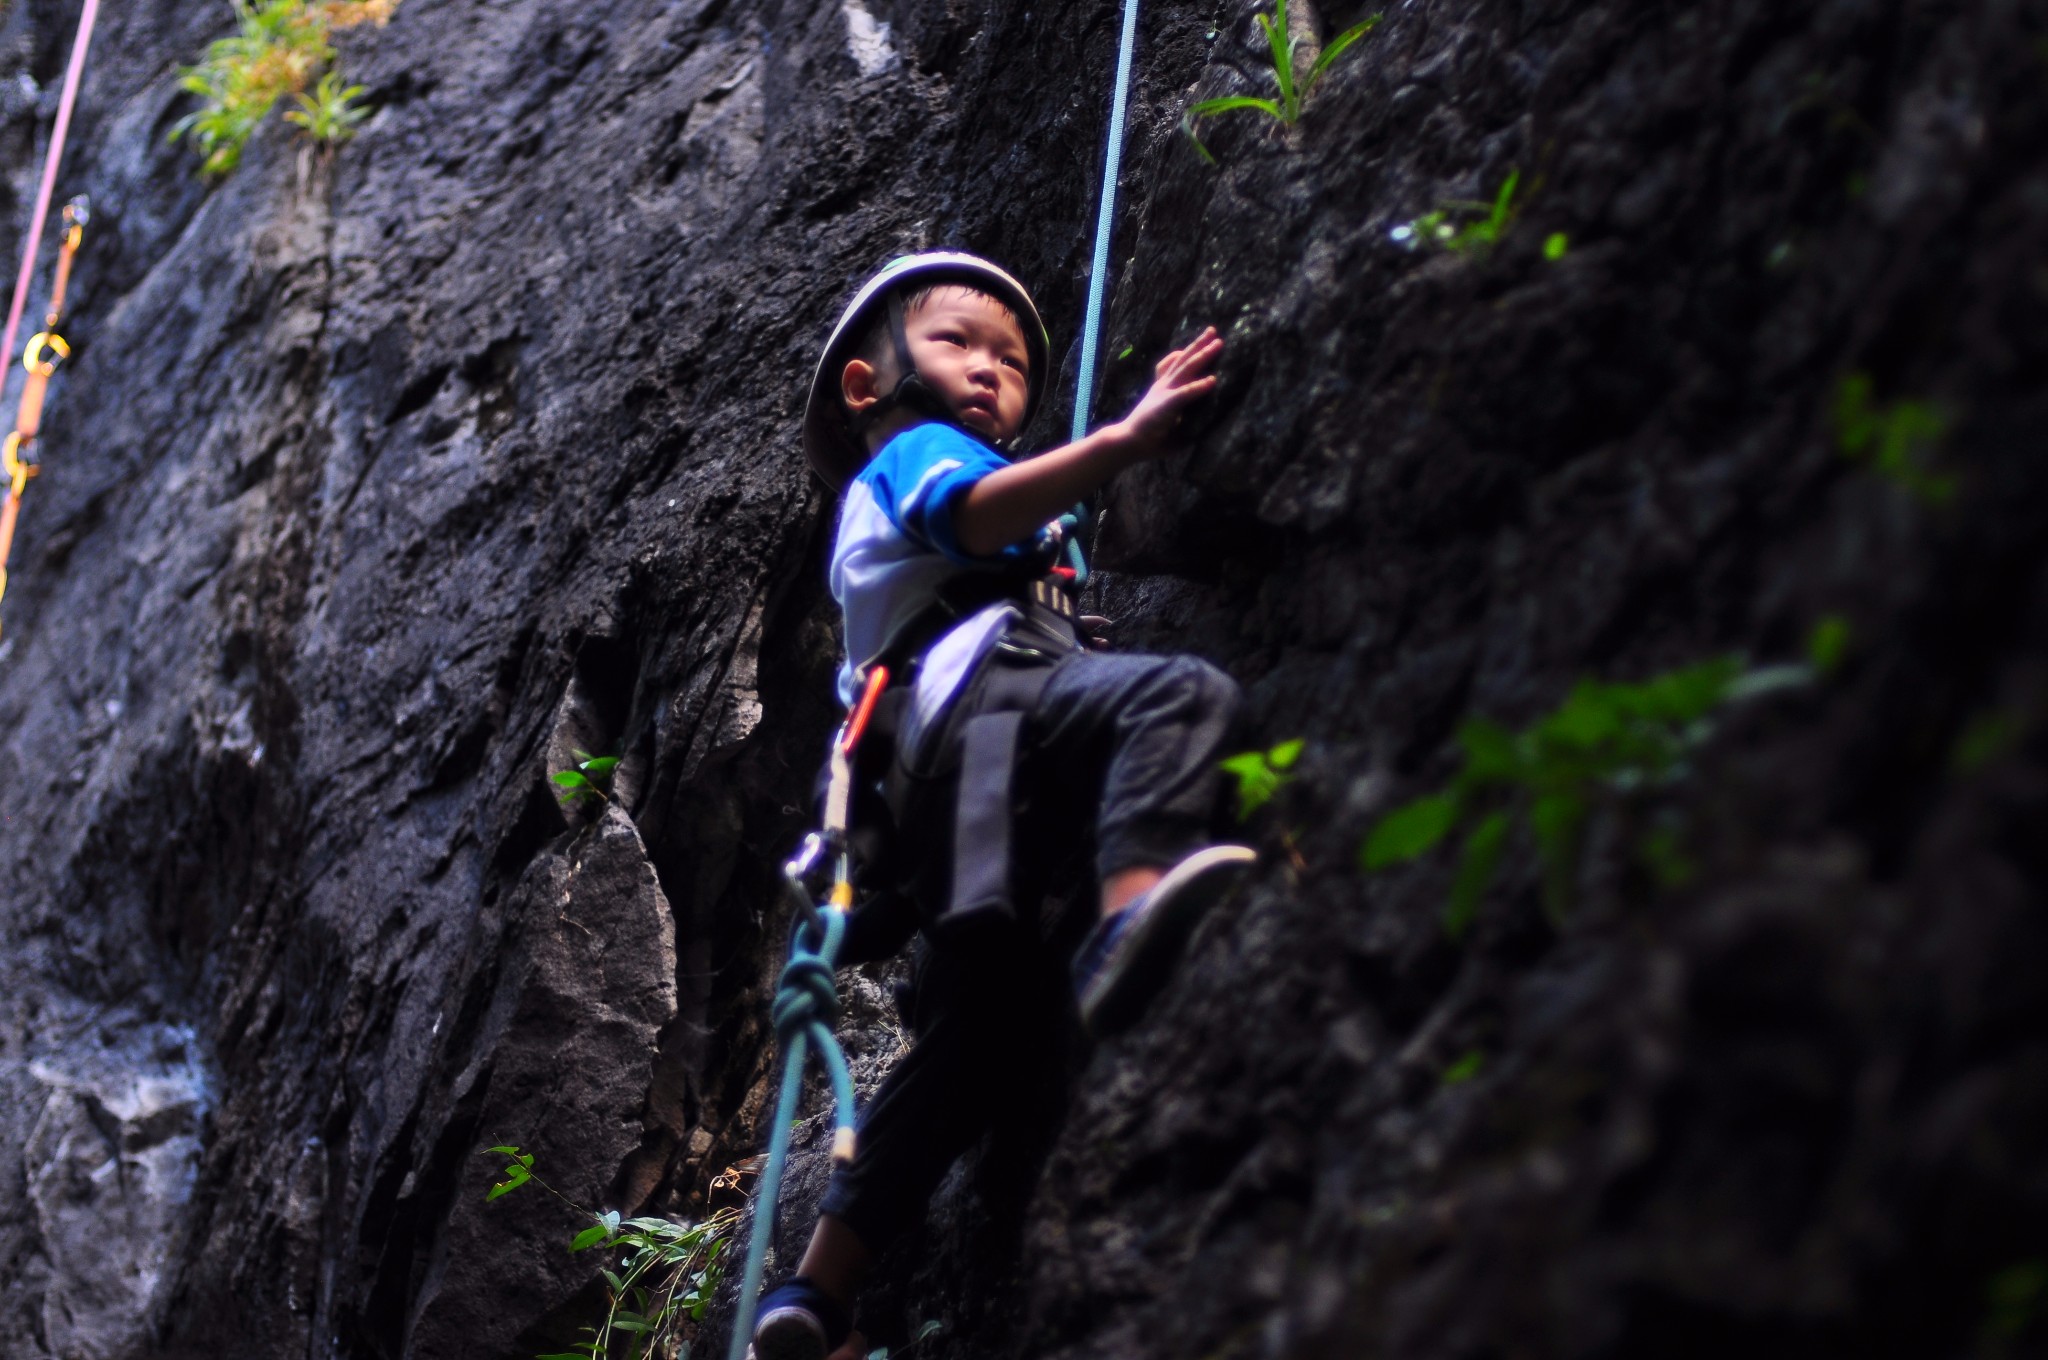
1074;845;1256;1034
750;1276;850;1360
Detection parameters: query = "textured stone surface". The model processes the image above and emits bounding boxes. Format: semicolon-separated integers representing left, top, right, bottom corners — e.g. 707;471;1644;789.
0;0;2042;1356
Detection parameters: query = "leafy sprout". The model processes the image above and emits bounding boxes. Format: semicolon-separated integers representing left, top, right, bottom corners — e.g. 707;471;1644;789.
1833;372;1954;506
1391;170;1526;256
1183;4;1382;160
1362;656;1812;938
553;749;621;806
486;1144;534;1201
171;0;395;176
1441;1050;1484;1084
1220;739;1304;821
1807;614;1852;677
284;68;370;143
488;1144;743;1360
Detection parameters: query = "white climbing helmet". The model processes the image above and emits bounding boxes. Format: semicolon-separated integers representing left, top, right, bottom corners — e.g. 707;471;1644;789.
801;252;1051;491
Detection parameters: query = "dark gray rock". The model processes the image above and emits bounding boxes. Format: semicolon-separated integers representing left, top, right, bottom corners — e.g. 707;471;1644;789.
0;0;2040;1357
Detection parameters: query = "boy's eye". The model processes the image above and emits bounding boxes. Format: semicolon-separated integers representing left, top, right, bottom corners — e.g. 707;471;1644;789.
1001;357;1026;372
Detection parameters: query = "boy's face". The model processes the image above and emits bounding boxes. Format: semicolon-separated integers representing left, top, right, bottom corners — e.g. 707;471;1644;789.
844;286;1032;445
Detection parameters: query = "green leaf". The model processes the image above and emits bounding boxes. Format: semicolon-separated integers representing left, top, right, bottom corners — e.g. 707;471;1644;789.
601;1268;626;1294
552;770;591;790
914;1319;945;1342
1362;792;1460;869
1443;811;1507;941
1304;13;1381;93
580;756;620;777
1543;232;1570;260
1952;709;2023;773
1221;750;1282;821
1441;1049;1484;1083
1267;738;1305;771
1529;791;1585;918
1258;5;1297;117
485;1164;530;1201
570;1223;612;1253
1456;719;1519;785
485;1145;524;1157
1187;94;1285;120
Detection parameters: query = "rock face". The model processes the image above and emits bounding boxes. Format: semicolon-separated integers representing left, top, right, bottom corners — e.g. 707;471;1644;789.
0;0;2042;1357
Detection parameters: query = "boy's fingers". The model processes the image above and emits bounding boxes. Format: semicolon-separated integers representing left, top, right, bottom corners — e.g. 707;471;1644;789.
1174;335;1224;376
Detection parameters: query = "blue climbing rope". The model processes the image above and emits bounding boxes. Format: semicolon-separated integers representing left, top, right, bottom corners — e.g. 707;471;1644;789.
1061;0;1145;587
727;863;859;1360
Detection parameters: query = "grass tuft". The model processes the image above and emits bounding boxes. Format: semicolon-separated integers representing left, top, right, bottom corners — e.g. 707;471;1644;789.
171;0;395;176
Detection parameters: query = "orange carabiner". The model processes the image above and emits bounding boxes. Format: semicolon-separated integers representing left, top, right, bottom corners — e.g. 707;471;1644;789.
839;665;891;755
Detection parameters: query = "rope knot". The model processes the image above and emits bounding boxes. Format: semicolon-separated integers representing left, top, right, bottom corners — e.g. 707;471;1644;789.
771;950;839;1037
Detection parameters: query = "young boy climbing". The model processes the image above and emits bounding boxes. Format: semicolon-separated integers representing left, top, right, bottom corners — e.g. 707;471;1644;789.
750;254;1253;1360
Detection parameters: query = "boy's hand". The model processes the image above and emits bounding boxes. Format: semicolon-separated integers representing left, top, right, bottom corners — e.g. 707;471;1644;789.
1110;327;1223;461
950;327;1222;556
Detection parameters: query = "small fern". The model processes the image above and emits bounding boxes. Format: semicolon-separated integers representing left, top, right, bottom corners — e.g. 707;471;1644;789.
1184;3;1381;160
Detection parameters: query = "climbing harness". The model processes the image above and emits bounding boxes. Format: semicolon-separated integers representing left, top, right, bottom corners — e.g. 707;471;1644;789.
0;0;103;637
725;668;889;1360
734;6;1151;1349
0;198;87;627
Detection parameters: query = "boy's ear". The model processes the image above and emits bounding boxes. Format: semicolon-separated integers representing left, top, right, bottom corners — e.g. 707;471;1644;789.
841;358;886;418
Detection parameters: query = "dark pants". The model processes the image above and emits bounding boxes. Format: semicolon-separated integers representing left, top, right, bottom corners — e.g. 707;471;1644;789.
819;649;1240;1252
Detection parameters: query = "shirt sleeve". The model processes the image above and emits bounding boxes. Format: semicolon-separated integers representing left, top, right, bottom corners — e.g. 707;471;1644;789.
858;423;1047;565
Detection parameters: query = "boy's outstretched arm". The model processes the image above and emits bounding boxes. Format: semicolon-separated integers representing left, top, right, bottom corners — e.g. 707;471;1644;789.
952;328;1223;557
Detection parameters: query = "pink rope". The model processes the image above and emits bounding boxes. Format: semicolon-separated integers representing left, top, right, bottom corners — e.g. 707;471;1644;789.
0;0;103;391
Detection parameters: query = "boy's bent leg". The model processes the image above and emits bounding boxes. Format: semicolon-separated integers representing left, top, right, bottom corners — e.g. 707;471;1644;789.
1026;651;1243;882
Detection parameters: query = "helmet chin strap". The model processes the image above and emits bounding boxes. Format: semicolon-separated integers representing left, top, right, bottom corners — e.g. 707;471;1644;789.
854;291;1022;452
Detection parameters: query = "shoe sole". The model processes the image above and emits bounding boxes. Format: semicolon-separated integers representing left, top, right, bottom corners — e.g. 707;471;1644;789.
752;1307;829;1360
1080;845;1256;1035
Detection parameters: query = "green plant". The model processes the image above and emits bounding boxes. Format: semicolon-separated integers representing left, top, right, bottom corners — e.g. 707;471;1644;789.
1183;3;1381;159
1833;372;1955;506
553;749;620;806
1543;232;1570;261
171;0;395;176
285;68;370;143
1807;614;1852;677
1392;170;1524;255
1361;656;1809;937
487;1144;740;1360
1220;739;1304;821
1952;709;2024;774
1441;1050;1484;1084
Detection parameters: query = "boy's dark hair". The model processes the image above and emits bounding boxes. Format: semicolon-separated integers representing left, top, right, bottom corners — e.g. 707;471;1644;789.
847;282;1028;392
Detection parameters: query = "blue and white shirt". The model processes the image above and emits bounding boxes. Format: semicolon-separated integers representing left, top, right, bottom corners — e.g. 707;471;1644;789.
830;421;1059;746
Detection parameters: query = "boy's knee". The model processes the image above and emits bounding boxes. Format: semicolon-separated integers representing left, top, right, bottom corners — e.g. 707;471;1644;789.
1165;655;1240;723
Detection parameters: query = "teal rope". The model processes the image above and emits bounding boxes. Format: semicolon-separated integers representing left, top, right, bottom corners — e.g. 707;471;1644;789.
727;907;857;1360
1072;0;1143;445
1062;0;1145;587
